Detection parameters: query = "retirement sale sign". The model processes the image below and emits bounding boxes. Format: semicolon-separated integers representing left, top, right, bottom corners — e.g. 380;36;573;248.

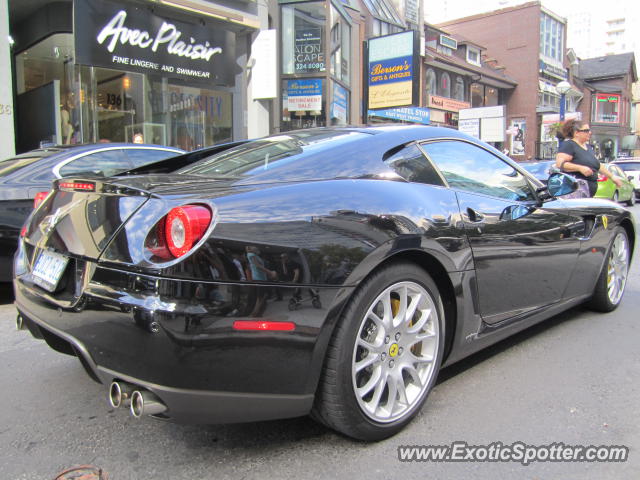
367;31;418;109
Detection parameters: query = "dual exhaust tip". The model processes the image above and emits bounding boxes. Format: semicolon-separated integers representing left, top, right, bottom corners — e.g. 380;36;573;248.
109;381;167;418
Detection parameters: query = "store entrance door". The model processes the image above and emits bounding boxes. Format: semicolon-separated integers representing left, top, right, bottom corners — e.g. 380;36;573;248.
16;80;61;153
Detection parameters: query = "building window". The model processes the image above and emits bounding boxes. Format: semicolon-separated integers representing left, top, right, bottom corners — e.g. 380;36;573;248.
281;2;326;75
329;4;350;85
485;87;499;106
426;69;436;96
281;78;325;131
593;93;620;123
440;72;451;98
466;47;480;66
470;83;483;107
453;77;465;101
540;13;564;63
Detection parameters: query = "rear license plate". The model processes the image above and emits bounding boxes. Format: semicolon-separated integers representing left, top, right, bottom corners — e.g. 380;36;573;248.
32;250;69;292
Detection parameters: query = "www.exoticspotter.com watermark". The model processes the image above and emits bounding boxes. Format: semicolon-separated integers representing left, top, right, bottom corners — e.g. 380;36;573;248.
397;442;629;466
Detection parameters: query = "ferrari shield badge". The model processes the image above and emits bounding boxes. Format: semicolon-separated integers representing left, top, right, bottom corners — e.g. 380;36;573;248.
602;215;609;230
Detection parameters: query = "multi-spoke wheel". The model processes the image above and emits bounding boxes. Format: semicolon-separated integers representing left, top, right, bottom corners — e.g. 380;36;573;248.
588;227;630;312
313;262;444;440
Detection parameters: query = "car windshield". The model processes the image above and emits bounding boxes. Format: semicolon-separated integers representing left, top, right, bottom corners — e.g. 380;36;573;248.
178;130;365;178
0;152;57;178
614;162;640;172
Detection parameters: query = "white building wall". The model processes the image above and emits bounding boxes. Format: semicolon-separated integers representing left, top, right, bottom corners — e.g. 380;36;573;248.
0;1;15;158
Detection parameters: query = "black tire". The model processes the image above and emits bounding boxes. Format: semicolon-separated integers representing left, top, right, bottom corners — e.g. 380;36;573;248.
312;261;445;441
627;193;636;207
587;227;630;312
613;191;619;203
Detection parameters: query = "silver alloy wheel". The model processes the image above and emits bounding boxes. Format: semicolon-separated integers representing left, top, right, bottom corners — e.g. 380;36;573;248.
351;281;439;423
607;232;629;305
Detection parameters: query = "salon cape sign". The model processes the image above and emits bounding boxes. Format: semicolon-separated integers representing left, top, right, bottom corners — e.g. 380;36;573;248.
74;0;238;85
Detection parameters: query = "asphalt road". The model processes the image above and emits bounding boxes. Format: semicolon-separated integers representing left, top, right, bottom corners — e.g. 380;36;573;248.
1;205;639;480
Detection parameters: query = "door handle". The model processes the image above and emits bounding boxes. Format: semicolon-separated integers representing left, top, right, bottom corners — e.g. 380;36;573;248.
466;207;485;223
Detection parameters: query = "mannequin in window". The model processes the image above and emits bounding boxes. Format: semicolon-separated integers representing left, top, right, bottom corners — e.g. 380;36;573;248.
60;92;75;145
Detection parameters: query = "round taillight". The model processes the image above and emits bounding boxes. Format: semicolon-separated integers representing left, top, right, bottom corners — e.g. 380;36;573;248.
33;191;49;209
165;205;212;258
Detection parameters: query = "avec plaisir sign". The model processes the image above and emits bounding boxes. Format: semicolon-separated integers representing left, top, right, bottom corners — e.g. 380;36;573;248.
74;0;238;86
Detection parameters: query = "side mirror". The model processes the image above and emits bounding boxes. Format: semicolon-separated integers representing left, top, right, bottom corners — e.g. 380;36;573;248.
628;175;633;181
547;173;577;197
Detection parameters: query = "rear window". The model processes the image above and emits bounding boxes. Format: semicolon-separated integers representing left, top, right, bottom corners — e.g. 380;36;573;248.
178;130;365;178
0;153;54;178
614;162;640;172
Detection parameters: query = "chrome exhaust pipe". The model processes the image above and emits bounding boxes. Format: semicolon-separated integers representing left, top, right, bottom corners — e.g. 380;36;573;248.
109;381;136;408
130;390;167;418
16;314;25;331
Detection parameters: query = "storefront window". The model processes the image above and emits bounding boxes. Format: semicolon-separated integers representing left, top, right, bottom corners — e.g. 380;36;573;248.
75;66;232;149
15;33;83;146
440;72;451;98
485;87;499;106
453;77;465;101
426;69;436;97
281;78;326;131
330;4;351;85
469;83;499;107
282;2;326;75
470;83;483;107
593;93;620;123
330;81;349;125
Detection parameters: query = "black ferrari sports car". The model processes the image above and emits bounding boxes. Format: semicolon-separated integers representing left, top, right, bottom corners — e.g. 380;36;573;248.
14;125;635;441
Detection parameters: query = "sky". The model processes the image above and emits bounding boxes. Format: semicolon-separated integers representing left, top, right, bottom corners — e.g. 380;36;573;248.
424;0;639;66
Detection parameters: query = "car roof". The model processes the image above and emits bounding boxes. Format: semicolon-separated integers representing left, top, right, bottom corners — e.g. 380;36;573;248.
174;125;523;186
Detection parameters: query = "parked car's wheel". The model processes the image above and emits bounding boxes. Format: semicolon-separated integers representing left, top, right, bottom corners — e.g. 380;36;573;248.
312;262;445;441
627;193;636;206
587;227;630;312
612;191;619;203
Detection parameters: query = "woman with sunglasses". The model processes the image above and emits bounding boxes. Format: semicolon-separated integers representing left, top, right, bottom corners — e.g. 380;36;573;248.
555;119;622;197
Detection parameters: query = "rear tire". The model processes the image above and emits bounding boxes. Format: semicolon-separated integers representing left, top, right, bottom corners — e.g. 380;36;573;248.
612;191;619;203
587;227;630;312
627;193;636;206
312;262;445;441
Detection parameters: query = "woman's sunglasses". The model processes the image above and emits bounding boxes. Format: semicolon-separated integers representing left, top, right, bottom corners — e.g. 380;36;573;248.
577;128;591;133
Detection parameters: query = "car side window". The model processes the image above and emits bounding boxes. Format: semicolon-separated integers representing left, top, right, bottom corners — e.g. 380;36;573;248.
421;140;536;202
383;143;444;186
611;165;625;178
59;150;132;177
125;149;179;168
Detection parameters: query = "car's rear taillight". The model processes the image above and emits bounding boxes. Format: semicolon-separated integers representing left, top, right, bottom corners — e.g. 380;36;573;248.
164;205;212;258
33;191;49;209
597;173;607;182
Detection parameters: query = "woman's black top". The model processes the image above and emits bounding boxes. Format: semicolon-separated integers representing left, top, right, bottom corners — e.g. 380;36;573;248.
558;139;600;196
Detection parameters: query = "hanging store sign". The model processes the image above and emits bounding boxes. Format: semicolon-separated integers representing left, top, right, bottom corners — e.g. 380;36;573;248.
287;79;322;111
538;59;567;80
331;83;348;124
74;0;238;86
367;31;419;110
597;93;620;103
428;95;470;112
367;106;430;124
